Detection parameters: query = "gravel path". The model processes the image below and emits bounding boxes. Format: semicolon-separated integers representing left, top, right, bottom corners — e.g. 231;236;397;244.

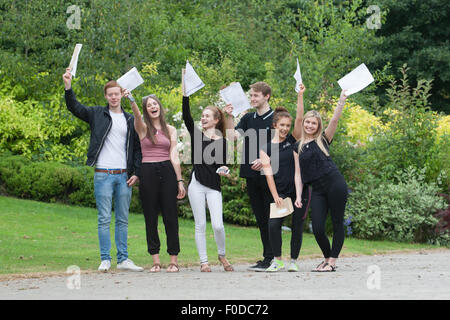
1;249;449;300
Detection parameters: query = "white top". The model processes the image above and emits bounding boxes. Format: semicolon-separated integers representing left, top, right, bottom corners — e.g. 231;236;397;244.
96;111;128;169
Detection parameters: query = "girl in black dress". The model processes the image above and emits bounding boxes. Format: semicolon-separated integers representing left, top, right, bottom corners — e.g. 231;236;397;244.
294;90;349;272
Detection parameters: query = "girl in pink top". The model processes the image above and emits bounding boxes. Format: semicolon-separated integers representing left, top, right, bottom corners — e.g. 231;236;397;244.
124;90;185;273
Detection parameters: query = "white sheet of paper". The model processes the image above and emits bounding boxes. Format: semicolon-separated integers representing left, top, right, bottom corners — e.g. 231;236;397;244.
69;44;82;77
293;57;302;92
117;67;144;92
184;60;205;96
220;82;252;117
338;63;374;95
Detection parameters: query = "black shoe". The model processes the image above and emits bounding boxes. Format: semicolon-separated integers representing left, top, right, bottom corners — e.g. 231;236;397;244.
247;258;273;272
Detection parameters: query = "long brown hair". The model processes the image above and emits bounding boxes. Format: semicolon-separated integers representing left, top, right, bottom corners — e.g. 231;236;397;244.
204;105;226;137
297;110;329;156
142;95;170;144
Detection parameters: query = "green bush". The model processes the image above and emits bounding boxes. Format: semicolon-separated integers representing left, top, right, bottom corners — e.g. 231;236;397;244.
0;153;141;212
0;154;257;226
360;67;445;184
345;167;448;245
221;166;256;226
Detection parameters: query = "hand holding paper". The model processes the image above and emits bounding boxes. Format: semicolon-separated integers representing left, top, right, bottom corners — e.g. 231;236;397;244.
219;82;252;117
338;63;374;96
117;67;144;92
183;60;205;96
63;68;72;90
270;197;294;218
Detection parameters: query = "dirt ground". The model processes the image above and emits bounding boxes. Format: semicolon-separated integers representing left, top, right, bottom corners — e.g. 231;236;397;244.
1;249;449;300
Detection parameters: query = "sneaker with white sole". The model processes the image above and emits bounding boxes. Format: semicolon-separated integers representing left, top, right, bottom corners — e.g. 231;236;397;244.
117;259;144;272
247;258;272;272
288;260;299;272
98;260;111;272
266;259;285;272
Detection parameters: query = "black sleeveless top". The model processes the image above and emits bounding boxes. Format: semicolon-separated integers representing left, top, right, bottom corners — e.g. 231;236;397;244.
260;134;297;196
293;134;339;186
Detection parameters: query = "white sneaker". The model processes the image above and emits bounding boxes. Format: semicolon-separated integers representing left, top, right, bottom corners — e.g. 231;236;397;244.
98;260;111;272
117;259;144;272
266;259;285;272
288;260;299;272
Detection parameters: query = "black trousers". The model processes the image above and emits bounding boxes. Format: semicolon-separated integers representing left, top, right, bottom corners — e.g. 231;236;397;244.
246;176;273;260
268;192;307;259
139;161;180;256
310;170;348;259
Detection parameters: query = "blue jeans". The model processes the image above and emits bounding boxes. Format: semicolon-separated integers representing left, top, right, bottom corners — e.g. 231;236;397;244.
94;171;132;263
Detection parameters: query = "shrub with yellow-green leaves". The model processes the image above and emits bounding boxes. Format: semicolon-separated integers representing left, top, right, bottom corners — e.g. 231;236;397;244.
436;115;450;142
0;93;88;163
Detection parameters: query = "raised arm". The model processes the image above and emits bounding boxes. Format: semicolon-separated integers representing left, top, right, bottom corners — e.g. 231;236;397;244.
63;68;91;123
182;96;195;134
123;90;147;140
181;68;196;135
324;90;348;142
292;83;306;140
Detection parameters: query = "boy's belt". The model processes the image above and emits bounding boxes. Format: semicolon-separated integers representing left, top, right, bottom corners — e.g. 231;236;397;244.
95;168;127;174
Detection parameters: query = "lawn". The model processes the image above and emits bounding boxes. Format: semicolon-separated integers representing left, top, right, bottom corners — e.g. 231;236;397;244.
0;196;441;275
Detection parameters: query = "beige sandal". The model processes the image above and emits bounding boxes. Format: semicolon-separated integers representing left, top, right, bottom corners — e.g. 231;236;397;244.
167;263;179;273
200;263;212;272
218;255;234;272
149;263;161;273
311;261;327;272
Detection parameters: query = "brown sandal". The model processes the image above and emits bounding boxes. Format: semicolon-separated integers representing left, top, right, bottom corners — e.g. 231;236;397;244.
218;255;234;272
149;263;161;273
167;263;179;273
200;263;212;272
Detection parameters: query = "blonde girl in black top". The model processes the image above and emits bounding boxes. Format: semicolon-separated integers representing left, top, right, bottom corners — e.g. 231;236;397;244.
294;90;348;272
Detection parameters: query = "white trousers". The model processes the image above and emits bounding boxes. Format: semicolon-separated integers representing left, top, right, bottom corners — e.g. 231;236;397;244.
188;172;226;264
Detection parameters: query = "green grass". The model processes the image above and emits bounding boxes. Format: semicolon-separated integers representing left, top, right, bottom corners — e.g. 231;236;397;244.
0;196;441;275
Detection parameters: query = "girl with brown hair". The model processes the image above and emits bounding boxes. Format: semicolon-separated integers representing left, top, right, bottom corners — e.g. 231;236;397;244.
259;84;309;272
181;71;233;272
124;90;185;273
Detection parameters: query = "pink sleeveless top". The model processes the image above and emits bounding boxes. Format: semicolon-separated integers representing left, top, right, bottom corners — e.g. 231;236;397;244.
140;129;171;162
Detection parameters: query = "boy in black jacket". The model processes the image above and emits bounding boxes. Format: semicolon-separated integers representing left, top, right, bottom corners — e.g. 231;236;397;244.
63;68;143;272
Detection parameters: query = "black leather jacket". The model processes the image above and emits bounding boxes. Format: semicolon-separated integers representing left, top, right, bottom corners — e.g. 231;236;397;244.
64;88;141;178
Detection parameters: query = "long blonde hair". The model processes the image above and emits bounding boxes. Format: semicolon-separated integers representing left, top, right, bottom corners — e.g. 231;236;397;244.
297;110;329;156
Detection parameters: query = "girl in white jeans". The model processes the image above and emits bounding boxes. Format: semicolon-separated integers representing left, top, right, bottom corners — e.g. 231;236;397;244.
188;172;226;265
182;70;233;272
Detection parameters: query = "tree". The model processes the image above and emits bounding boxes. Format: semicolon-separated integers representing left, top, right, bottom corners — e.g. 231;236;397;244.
372;0;450;113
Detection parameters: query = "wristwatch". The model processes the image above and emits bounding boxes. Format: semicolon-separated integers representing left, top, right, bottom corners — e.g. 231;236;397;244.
127;94;135;103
